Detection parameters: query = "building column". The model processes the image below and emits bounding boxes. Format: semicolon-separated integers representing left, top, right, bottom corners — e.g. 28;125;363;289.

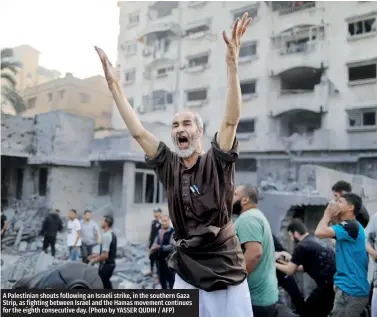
122;161;135;238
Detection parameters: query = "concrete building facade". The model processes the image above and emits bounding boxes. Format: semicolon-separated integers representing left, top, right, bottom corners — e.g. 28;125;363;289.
114;1;377;184
20;73;114;129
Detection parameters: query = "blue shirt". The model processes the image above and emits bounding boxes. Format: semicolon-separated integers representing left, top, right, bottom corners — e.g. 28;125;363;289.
332;220;369;297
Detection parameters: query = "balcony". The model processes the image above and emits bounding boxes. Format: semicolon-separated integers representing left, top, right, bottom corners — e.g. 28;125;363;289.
139;22;180;63
184;18;212;40
270;2;324;35
270;85;329;117
269;39;328;75
139;90;173;114
276;1;316;16
143;59;175;80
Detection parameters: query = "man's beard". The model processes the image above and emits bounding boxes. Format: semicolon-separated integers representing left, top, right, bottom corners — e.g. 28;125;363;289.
172;131;200;158
232;200;242;215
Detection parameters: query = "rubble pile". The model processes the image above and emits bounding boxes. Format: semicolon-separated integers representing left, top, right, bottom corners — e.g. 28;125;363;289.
1;228;159;289
111;238;160;289
1;196;49;247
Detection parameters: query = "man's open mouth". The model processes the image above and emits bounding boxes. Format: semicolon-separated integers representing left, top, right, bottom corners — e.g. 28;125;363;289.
177;136;189;148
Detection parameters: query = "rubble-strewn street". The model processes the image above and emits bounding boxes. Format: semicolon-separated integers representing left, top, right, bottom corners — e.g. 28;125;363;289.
1;197;159;289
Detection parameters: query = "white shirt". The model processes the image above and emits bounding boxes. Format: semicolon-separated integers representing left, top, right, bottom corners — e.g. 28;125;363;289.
67;219;82;247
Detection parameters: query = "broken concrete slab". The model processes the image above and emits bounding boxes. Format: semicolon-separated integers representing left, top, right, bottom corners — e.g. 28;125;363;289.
18;241;28;252
13;224;24;248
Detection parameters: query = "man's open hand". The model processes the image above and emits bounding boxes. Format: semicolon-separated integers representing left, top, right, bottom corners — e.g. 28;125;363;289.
94;46;119;88
222;12;252;65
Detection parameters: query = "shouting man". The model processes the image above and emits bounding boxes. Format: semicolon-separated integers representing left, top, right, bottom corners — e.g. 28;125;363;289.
95;12;253;317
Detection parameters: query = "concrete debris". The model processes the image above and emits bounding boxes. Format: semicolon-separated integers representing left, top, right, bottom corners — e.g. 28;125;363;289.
18;241;28;252
1;197;157;290
2;195;49;246
1;226;159;290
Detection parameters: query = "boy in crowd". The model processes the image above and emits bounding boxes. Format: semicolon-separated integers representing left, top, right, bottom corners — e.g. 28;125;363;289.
331;181;369;228
315;193;369;317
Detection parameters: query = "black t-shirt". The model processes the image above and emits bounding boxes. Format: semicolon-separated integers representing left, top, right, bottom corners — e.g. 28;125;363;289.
273;234;286;252
1;214;7;230
291;235;336;286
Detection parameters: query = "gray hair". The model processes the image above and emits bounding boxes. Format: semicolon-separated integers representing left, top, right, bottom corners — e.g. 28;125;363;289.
173;112;204;131
194;113;204;130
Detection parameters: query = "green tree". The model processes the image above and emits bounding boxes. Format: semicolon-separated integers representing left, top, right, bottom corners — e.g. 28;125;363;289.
1;48;25;113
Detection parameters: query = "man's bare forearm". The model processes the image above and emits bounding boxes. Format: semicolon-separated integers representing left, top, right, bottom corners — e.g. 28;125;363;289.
217;62;242;151
246;256;260;273
109;82;159;158
224;62;242;125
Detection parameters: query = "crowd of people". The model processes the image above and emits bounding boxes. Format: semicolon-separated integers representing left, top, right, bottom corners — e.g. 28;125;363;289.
92;10;377;316
148;180;376;317
40;209;117;289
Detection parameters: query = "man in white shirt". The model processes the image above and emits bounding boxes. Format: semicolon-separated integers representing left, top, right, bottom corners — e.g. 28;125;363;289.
67;209;82;261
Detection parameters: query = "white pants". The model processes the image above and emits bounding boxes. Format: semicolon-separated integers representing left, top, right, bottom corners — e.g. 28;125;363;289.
174;274;254;317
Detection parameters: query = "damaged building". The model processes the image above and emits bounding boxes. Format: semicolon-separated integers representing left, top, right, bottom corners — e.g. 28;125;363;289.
1;111;189;243
116;1;377;186
2;110;377;245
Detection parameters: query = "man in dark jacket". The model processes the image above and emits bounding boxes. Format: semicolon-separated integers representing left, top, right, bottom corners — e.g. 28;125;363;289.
150;214;174;289
147;208;162;276
40;209;63;257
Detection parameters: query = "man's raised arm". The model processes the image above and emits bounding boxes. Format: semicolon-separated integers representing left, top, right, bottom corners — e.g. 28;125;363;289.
217;13;252;152
95;46;159;158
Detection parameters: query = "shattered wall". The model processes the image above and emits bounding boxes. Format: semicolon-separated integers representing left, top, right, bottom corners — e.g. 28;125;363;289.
300;164;377;200
257;157;377;185
47;163;124;219
30;111;94;166
1;114;35;157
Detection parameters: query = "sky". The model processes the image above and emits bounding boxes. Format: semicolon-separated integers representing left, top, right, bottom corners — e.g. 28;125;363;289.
0;0;119;79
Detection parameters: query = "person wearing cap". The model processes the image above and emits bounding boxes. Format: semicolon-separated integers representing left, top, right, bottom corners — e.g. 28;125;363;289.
147;208;162;276
88;215;117;289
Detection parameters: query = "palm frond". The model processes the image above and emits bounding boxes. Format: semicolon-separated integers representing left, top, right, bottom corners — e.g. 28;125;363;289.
1;72;17;87
1;48;14;60
1;85;25;113
1;60;21;73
